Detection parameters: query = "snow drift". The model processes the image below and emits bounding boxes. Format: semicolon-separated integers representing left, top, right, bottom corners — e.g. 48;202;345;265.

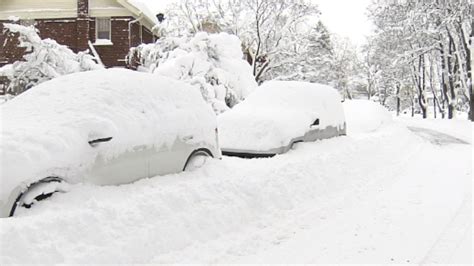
2;112;465;264
128;32;257;114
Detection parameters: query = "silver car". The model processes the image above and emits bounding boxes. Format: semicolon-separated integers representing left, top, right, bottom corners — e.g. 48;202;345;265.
0;69;221;217
218;81;346;157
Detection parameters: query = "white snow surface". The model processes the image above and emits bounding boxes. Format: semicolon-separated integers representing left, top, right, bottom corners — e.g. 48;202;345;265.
343;99;392;134
0;68;217;203
218;81;345;150
0;101;471;264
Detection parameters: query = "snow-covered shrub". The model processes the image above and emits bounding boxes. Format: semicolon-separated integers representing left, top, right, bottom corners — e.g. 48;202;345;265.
0;23;102;96
128;32;257;114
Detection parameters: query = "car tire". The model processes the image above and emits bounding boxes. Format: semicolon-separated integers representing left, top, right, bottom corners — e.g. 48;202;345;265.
10;177;65;217
183;149;212;171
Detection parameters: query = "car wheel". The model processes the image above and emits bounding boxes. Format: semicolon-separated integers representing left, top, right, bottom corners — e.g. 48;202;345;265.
183;149;212;171
10;177;66;216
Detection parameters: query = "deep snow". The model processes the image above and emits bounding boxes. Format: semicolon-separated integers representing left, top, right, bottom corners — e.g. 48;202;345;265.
0;101;471;264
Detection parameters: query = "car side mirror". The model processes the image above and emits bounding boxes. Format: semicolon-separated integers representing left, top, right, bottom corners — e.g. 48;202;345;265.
88;137;113;147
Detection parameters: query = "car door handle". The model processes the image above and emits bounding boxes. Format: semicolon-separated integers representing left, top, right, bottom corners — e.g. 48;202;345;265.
88;137;113;146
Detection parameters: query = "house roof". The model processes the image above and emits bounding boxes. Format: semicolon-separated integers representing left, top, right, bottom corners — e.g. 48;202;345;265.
116;0;159;31
0;0;160;32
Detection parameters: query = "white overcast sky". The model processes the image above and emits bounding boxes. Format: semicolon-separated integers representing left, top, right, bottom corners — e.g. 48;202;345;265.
137;0;373;46
315;0;373;46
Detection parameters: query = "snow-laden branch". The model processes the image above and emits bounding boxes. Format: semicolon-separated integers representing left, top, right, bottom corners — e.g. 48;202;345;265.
0;23;102;96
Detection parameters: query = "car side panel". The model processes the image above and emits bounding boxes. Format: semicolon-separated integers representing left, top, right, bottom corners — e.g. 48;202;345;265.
85;147;152;186
148;139;194;176
303;125;343;142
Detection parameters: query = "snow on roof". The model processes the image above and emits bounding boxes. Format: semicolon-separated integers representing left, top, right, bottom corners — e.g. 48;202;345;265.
116;0;159;32
124;0;159;26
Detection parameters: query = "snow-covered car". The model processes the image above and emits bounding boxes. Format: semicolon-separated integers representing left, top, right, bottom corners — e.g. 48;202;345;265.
218;81;346;157
0;69;221;217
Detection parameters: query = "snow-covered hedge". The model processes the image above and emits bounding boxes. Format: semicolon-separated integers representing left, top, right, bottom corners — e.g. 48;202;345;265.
0;23;102;96
128;32;257;114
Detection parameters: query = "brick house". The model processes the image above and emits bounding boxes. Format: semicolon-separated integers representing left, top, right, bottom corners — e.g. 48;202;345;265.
0;0;161;68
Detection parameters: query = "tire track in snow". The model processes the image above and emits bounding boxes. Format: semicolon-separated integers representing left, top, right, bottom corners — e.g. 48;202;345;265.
420;193;472;264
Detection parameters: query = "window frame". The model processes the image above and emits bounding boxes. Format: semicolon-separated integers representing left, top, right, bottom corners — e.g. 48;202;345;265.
95;17;111;41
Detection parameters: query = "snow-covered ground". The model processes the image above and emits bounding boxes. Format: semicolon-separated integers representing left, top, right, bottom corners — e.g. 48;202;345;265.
0;101;471;264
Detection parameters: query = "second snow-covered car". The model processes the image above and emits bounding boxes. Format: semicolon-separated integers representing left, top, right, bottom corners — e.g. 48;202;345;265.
0;69;221;217
218;81;346;157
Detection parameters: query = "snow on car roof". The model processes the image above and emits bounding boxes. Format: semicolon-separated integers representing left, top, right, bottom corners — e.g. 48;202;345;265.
218;81;345;151
238;81;344;117
0;69;216;201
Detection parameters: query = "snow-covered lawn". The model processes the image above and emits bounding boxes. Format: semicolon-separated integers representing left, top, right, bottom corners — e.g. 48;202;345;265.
0;103;471;264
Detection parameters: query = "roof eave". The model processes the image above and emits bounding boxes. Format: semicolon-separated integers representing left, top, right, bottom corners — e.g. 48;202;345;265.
115;0;157;33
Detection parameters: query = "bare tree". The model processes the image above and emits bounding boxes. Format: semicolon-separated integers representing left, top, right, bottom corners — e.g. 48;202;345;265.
164;0;319;83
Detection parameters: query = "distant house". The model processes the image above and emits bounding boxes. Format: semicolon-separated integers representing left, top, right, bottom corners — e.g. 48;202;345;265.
0;0;162;67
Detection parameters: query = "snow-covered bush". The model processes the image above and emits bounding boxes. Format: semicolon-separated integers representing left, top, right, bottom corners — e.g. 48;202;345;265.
0;23;102;96
128;32;257;114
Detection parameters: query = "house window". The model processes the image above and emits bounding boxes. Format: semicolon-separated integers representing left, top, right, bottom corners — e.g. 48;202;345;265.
96;18;111;40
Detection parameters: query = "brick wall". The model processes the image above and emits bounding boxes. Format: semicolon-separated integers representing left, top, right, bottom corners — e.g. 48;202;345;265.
37;19;79;51
91;17;136;67
142;26;154;44
77;0;89;51
0;16;157;68
0;19;80;66
129;20;142;48
0;23;25;66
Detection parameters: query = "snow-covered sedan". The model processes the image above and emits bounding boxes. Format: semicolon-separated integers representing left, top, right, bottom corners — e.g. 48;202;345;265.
0;69;221;217
218;81;346;157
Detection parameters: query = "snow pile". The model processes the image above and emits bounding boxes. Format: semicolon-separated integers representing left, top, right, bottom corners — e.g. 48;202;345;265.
0;94;14;104
218;81;345;150
343;100;393;134
2;116;469;263
128;32;257;114
0;69;217;206
0;23;102;95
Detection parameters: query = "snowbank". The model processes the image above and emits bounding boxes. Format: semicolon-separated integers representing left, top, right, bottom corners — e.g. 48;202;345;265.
128;32;257;114
0;69;217;206
0;94;14;104
218;81;345;150
2;117;468;264
343;100;392;134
